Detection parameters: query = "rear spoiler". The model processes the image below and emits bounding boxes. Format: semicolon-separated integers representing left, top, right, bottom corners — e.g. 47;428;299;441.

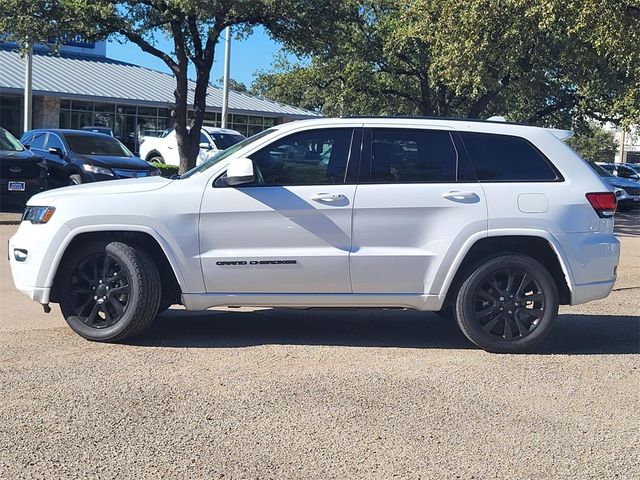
546;128;574;141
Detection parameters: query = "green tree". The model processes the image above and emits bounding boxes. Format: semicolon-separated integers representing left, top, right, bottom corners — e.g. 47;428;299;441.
0;0;358;172
217;78;249;93
567;125;619;163
253;0;640;128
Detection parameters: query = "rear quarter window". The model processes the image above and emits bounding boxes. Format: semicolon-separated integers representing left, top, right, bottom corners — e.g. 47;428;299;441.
460;132;561;182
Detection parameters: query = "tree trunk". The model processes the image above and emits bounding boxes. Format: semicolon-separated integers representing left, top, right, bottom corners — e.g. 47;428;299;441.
173;66;194;175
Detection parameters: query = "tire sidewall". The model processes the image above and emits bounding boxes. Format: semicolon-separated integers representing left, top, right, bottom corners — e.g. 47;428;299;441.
456;255;559;353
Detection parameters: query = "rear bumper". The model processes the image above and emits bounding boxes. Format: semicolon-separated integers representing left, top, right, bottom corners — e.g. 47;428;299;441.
554;232;620;305
571;280;616;305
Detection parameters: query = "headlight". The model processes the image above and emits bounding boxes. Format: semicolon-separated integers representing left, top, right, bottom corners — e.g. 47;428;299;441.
22;206;56;224
82;164;114;176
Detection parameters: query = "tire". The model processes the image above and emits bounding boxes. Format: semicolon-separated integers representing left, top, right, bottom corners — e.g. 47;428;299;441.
59;240;161;342
69;173;83;185
147;154;165;164
454;254;558;353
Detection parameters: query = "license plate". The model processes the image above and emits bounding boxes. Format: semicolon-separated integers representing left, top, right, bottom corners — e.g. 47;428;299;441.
634;195;640;202
8;181;25;192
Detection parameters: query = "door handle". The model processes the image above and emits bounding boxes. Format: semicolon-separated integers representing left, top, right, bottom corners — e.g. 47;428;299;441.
442;191;479;201
311;193;346;202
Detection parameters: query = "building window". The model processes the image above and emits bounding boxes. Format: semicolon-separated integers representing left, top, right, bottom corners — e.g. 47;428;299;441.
60;100;173;153
60;100;279;153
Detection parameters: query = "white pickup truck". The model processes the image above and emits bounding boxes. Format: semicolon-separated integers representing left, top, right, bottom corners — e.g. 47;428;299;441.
138;126;245;166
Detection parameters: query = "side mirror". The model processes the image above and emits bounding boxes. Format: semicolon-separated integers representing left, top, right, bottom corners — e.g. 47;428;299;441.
225;158;254;186
199;142;212;150
48;147;64;158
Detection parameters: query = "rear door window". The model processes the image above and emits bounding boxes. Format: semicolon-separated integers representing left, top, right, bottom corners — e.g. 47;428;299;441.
460;132;560;182
366;129;458;183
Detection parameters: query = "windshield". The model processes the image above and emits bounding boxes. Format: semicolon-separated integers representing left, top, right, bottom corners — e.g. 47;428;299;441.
64;133;132;157
0;128;25;152
587;161;613;177
180;128;276;179
210;133;246;150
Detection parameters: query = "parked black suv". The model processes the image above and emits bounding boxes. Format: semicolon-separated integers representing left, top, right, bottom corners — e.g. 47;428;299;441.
20;129;160;187
0;127;47;210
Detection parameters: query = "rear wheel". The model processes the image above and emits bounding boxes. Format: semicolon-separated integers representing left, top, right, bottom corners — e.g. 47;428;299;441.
454;254;558;353
59;240;161;342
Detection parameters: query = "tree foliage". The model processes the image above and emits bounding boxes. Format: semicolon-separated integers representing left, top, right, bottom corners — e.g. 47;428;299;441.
0;0;358;172
567;124;619;162
253;0;640;129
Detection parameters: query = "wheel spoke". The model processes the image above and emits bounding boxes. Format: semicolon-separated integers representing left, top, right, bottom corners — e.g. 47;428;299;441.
476;305;496;318
489;279;507;298
77;296;93;315
71;286;92;295
503;317;513;340
478;288;498;302
506;270;516;294
108;271;125;285
515;273;530;297
102;256;112;280
514;311;530;337
85;302;101;326
108;296;125;315
109;284;130;295
93;257;100;282
482;313;503;332
522;308;544;319
75;269;94;285
102;302;113;325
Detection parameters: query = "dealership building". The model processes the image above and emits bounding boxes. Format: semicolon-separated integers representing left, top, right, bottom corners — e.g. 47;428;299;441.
0;39;319;152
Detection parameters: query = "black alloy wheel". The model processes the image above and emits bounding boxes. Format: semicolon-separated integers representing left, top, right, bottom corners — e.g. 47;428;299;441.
70;253;130;328
471;268;545;341
454;254;559;353
59;240;161;342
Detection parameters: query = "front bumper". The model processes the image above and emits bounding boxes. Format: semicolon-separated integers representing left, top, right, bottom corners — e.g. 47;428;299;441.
9;220;70;305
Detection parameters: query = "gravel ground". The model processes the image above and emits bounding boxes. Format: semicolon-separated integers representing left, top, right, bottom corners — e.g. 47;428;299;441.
0;224;638;479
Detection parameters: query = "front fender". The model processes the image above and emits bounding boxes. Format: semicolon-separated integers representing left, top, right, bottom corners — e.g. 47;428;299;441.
42;223;199;295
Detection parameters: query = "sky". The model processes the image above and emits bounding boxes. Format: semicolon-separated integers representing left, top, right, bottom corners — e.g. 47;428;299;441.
106;27;290;88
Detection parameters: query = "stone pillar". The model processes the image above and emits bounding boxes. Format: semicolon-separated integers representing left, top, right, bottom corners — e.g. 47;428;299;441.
32;96;60;129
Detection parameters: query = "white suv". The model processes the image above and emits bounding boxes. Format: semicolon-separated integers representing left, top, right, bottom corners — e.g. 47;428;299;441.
139;127;245;167
9;118;620;352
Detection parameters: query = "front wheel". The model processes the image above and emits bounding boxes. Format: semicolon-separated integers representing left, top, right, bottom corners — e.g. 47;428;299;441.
454;254;559;353
59;240;161;342
148;154;165;164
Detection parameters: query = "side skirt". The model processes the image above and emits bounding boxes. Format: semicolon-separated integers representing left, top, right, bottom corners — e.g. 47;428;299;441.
181;293;442;312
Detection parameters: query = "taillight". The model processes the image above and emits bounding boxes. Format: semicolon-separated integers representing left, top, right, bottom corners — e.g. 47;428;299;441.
586;192;617;218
